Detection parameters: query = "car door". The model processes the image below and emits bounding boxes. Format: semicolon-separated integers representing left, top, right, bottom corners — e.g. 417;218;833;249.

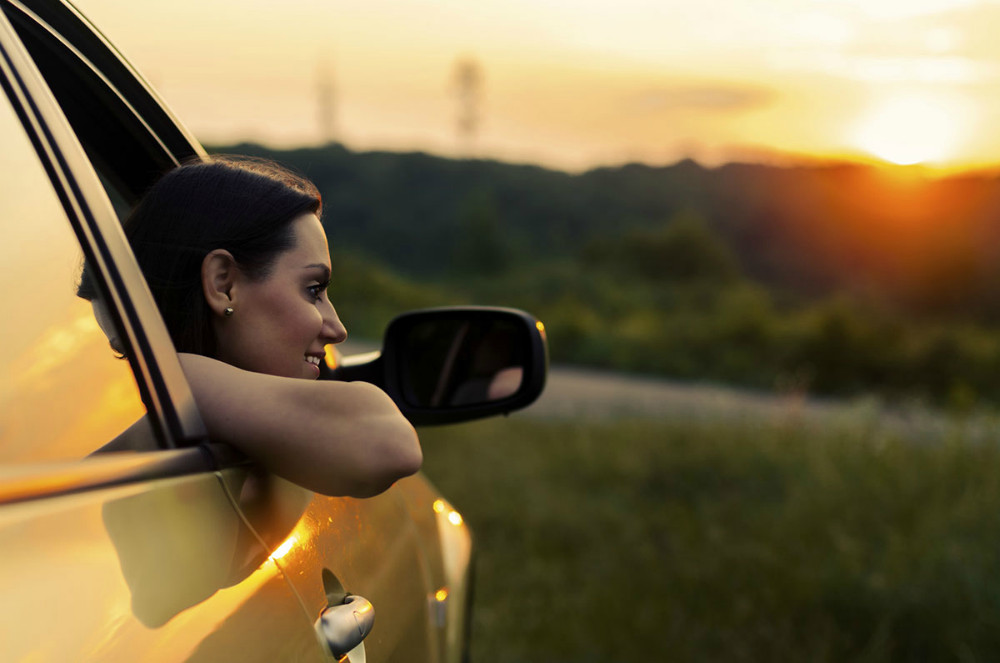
1;2;456;661
0;5;332;661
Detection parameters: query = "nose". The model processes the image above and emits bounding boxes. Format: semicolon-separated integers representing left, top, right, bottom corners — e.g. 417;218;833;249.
320;298;348;345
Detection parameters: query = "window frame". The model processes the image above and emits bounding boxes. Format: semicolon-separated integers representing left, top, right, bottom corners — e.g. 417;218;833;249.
3;0;206;201
0;5;211;489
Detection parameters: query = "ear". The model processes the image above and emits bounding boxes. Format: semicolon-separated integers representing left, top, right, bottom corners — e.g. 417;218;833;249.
201;249;240;317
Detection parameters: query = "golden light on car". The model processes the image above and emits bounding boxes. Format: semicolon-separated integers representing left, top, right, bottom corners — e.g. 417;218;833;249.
323;344;338;370
269;535;298;562
434;499;464;526
430;587;450;628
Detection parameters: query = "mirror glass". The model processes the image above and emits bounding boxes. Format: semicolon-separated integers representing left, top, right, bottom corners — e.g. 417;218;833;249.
398;316;527;407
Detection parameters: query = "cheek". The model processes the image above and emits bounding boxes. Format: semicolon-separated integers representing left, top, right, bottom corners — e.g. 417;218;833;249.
285;301;325;338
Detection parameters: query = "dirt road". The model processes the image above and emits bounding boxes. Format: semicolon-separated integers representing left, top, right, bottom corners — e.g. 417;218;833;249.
338;340;996;439
522;365;999;442
525;365;811;420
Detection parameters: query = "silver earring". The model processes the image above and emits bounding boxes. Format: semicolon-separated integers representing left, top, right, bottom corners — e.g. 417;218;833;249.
224;307;234;317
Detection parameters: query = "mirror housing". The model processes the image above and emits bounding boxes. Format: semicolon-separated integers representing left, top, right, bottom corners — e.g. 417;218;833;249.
327;307;548;425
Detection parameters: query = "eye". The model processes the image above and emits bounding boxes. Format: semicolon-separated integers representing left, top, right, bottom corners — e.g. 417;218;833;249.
306;280;330;302
306;284;325;302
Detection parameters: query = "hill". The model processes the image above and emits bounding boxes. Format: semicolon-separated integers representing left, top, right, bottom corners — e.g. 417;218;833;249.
213;143;1000;407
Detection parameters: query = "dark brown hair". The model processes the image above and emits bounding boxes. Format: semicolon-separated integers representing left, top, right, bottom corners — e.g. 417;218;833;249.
123;155;322;356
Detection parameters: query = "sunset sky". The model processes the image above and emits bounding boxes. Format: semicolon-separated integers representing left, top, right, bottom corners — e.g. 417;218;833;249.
72;0;1000;172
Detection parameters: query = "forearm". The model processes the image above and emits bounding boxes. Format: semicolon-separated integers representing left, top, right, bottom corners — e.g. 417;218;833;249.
179;353;422;496
260;380;422;497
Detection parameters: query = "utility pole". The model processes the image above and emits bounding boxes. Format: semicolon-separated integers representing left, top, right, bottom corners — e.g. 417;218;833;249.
317;59;337;145
453;56;482;158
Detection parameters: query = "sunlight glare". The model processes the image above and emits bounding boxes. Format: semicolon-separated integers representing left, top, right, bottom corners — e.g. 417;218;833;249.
850;93;966;166
792;11;854;45
268;535;298;562
814;0;979;20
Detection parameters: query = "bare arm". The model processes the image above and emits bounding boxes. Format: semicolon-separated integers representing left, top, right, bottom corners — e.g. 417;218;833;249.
178;353;421;497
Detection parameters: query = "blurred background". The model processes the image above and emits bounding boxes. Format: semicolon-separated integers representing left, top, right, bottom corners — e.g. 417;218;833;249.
75;0;1000;660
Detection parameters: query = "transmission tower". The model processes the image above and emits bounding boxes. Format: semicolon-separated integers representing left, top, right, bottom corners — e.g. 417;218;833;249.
453;57;483;157
316;59;337;145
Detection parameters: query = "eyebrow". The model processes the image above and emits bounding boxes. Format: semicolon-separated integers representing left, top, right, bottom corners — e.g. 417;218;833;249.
302;263;332;280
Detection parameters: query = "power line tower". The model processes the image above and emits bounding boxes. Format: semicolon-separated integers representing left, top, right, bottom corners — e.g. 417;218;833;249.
316;59;337;145
453;56;483;158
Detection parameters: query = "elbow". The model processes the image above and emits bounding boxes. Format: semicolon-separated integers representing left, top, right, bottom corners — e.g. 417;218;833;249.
395;424;423;477
345;421;422;499
373;422;423;494
366;389;423;490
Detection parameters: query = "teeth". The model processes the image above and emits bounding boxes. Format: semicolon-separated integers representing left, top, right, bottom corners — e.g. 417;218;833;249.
306;356;321;366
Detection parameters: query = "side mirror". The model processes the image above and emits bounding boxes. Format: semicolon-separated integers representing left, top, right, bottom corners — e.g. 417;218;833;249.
328;307;548;425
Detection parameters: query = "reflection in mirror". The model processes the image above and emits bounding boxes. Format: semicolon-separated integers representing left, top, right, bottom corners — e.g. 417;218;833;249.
399;317;527;408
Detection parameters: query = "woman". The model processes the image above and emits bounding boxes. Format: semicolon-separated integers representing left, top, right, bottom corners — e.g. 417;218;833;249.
106;156;421;497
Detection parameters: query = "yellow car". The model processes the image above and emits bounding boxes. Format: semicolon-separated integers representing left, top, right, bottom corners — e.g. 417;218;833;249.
0;1;547;660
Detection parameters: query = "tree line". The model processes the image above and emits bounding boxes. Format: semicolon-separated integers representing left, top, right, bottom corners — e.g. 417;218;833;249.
216;142;1000;409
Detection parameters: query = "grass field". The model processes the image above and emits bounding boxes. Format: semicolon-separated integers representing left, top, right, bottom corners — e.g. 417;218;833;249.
419;414;1000;662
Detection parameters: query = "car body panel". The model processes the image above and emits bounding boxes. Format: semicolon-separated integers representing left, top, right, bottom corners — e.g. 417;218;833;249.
393;475;474;663
0;461;328;661
266;485;438;662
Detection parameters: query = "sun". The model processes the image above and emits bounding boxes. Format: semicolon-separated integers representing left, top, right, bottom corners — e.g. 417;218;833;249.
850;93;966;166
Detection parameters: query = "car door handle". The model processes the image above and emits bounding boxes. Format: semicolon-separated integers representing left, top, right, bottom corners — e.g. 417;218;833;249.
315;594;375;659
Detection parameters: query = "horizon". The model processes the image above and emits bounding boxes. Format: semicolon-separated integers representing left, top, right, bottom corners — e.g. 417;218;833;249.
221;139;1000;180
73;0;1000;175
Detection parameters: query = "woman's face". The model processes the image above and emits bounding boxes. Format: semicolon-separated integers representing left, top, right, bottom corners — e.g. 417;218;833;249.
214;213;347;379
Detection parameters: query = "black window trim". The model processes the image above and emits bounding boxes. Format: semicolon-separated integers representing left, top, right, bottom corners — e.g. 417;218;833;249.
8;0;176;161
4;0;201;202
12;0;206;164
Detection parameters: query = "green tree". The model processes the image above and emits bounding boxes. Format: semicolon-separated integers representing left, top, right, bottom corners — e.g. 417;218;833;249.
452;188;510;276
586;211;741;284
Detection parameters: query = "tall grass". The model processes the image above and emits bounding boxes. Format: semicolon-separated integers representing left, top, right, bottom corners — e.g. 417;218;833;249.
420;416;1000;662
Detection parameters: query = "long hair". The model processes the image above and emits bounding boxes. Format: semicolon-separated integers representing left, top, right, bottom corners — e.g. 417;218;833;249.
124;155;322;356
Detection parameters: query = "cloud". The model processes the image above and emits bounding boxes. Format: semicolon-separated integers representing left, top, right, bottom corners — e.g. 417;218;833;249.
628;84;775;114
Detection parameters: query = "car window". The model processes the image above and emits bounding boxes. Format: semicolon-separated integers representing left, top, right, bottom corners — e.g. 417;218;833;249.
0;88;148;463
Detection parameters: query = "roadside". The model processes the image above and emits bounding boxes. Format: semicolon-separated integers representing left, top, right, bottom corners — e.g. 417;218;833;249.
337;340;1000;442
523;365;1000;446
